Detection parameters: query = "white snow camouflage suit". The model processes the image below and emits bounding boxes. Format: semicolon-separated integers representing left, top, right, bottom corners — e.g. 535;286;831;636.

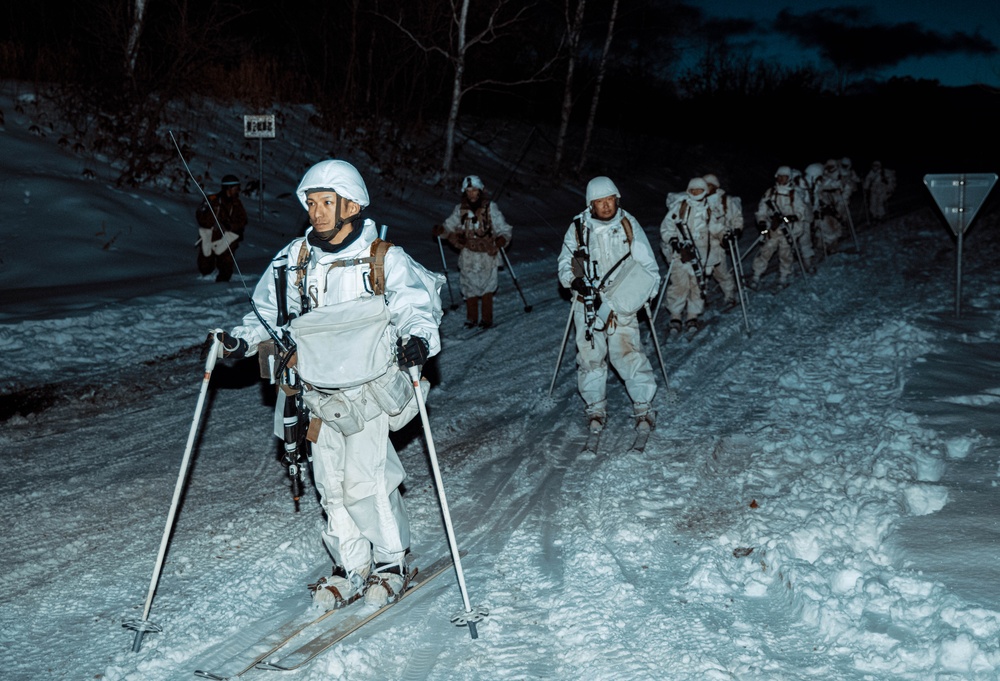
558;207;660;421
230;218;443;574
441;198;513;299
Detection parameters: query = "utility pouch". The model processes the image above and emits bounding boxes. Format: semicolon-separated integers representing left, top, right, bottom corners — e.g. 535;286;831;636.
366;366;414;417
289;296;394;389
303;389;365;436
600;258;657;317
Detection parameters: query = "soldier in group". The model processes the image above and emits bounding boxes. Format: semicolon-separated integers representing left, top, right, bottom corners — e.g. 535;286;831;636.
432;175;513;330
799;163;825;271
863;160;897;224
838;157;861;231
558;176;660;435
814;159;846;254
659;177;716;334
750;166;808;289
703;173;744;308
212;159;444;610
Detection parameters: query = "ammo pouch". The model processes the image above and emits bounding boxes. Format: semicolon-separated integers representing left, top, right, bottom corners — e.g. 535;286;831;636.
288;296;394;389
303;388;365;437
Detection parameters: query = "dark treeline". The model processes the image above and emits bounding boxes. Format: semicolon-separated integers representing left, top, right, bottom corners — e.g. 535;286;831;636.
1;0;995;186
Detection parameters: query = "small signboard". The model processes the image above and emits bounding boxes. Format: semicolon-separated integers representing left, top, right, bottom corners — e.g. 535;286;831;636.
244;114;276;139
924;173;997;236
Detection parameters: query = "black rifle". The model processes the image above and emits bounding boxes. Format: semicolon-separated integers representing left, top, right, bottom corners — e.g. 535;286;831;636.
673;217;707;295
572;217;602;344
764;198;808;276
272;262;308;512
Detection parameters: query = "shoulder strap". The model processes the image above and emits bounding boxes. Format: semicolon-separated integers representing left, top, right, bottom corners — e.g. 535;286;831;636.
368;238;393;296
620;216;634;244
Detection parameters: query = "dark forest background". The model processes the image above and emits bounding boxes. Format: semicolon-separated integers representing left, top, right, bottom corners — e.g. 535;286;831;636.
2;0;997;188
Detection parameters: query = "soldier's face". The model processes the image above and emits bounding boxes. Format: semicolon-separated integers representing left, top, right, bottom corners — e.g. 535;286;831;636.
465;188;481;202
305;190;360;243
591;195;617;220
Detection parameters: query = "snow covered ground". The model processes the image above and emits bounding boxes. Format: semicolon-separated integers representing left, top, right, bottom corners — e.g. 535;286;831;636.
2;83;1000;681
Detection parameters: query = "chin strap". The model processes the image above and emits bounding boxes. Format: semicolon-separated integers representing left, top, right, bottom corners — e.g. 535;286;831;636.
314;196;364;241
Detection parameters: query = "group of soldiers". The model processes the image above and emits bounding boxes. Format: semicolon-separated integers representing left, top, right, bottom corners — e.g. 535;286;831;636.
432;161;896;436
661;158;895;332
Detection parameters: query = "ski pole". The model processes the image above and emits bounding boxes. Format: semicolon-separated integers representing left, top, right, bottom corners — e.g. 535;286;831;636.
643;303;670;389
124;331;222;652
840;195;860;253
548;298;578;397
727;237;751;336
740;234;762;262
436;236;459;311
650;259;673;325
407;365;488;639
499;247;533;313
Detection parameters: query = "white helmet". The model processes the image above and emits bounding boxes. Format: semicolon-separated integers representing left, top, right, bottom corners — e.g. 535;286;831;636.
586;176;620;204
686;177;708;200
296;160;370;210
805;163;824;181
702;173;720;188
840;157;852;169
775;165;792;179
461;175;485;192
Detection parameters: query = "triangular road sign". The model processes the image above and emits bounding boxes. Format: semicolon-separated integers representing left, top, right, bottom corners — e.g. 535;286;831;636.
924;173;997;236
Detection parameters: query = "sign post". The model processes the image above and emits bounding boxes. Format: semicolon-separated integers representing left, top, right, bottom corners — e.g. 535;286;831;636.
244;114;276;221
924;173;997;317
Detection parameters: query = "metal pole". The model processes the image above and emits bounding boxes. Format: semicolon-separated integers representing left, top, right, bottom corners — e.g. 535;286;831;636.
408;366;487;638
644;303;670;389
499;247;533;312
549;298;578;397
436;236;458;310
124;332;222;652
650;259;673;325
727;238;751;336
956;174;966;318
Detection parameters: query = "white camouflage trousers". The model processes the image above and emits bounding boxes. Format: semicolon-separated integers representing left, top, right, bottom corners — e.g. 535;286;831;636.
309;410;409;573
573;304;657;417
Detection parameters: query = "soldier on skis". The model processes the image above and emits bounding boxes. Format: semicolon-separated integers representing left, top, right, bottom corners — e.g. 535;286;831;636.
863;160;897;224
557;176;660;436
750;166;808;289
432;175;514;330
212;160;444;610
703;173;744;306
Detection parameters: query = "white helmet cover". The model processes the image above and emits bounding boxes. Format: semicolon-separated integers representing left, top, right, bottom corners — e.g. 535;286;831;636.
840;157;852;168
686;177;708;199
775;165;792;179
586;176;621;204
462;175;485;192
702;173;720;188
805;163;824;180
296;160;370;210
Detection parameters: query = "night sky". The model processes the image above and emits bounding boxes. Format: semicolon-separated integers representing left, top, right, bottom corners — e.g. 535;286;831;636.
689;1;999;87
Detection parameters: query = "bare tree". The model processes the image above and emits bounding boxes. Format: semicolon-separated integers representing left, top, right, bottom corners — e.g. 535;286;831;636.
124;0;148;80
576;0;618;174
383;0;556;176
552;0;586;173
